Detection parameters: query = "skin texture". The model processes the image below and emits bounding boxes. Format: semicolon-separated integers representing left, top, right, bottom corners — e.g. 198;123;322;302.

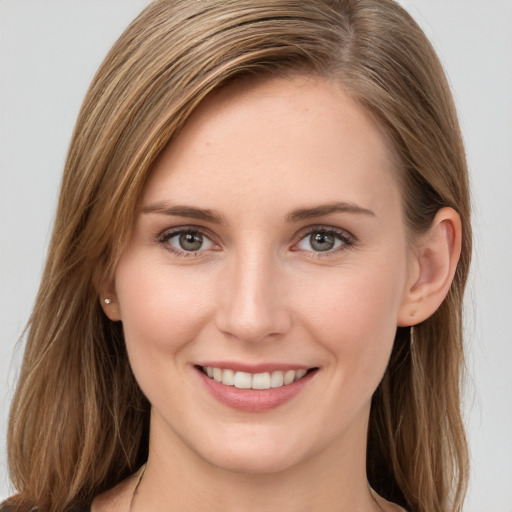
96;75;461;512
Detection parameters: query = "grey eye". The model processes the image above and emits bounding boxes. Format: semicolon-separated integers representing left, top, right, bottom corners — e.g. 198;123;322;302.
309;232;336;251
163;230;215;253
296;230;346;253
179;232;204;251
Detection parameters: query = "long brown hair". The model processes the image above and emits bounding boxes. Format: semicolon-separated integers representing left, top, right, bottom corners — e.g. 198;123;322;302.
7;1;471;511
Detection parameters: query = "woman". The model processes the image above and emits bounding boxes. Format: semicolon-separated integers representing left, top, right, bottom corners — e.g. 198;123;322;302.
4;0;471;511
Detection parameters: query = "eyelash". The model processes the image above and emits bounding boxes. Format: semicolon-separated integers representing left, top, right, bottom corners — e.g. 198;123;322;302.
157;225;355;258
157;227;219;258
293;226;355;255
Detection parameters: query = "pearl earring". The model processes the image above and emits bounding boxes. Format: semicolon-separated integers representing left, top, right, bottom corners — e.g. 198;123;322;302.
103;298;112;305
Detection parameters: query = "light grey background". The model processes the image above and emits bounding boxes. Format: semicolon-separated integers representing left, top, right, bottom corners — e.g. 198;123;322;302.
1;1;511;510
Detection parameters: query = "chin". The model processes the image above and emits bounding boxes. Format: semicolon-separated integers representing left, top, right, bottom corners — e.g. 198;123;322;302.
189;425;313;476
202;445;304;476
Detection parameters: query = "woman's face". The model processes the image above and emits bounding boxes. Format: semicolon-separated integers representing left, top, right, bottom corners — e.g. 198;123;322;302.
107;76;417;475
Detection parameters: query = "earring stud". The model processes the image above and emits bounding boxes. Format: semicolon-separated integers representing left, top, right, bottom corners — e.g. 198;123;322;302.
103;298;112;305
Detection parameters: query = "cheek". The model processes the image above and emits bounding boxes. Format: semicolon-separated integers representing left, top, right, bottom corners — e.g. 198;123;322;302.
114;254;214;355
113;254;219;410
300;263;405;380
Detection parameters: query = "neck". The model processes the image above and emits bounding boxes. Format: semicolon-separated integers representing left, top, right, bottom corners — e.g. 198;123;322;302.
133;408;382;512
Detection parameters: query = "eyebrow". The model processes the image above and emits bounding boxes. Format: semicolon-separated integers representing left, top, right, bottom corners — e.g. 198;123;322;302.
140;200;375;224
141;202;225;224
286;202;375;222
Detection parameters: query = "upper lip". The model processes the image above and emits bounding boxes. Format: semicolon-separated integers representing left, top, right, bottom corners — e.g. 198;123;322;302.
195;362;315;373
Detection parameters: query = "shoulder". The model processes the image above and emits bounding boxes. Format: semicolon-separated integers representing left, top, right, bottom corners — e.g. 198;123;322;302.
2;469;143;512
371;490;409;512
90;471;141;512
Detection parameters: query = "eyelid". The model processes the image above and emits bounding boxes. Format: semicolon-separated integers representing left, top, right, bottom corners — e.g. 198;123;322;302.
155;223;356;257
291;225;356;254
157;225;221;256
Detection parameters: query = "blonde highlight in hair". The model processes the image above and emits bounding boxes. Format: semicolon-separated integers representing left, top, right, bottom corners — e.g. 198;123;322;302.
7;1;471;511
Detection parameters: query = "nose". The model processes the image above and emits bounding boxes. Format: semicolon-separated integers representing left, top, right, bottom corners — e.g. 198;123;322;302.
215;249;292;343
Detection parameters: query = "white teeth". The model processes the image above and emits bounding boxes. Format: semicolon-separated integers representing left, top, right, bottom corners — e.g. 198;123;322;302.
283;370;295;385
295;369;307;381
270;371;284;388
233;371;252;389
202;367;310;389
252;372;271;390
213;367;223;382
221;368;234;386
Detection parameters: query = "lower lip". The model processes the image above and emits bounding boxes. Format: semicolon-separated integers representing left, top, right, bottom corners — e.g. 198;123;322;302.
196;368;317;412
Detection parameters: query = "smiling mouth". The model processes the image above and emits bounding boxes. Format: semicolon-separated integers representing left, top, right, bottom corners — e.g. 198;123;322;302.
198;366;317;390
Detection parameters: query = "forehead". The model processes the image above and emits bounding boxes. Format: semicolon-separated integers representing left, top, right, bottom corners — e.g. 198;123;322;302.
142;75;401;219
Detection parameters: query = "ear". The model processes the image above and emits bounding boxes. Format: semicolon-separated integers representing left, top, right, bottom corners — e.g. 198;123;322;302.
398;207;462;326
96;274;122;322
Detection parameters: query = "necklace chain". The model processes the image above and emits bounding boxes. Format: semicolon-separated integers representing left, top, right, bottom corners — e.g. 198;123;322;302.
128;464;146;512
128;465;384;512
370;487;386;512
